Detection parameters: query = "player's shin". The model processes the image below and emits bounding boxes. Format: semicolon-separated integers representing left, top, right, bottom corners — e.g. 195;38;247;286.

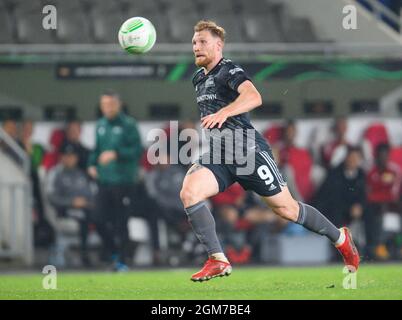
296;202;360;271
184;201;228;262
296;201;342;244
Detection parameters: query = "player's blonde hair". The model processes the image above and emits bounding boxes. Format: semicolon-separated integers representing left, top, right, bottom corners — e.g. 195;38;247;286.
194;20;226;42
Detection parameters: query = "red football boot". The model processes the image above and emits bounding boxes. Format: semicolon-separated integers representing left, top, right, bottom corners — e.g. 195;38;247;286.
191;257;232;282
336;227;360;272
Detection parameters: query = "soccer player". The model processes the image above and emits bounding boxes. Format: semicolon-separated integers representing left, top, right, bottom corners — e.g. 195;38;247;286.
180;21;360;282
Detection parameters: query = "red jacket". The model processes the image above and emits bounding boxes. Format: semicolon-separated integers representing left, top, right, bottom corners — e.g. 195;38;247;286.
367;162;402;203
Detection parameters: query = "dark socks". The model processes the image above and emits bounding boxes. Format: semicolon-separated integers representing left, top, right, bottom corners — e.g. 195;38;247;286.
296;202;341;243
185;201;223;255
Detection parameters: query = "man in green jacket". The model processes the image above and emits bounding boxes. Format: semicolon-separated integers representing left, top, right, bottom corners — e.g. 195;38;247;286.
88;90;143;271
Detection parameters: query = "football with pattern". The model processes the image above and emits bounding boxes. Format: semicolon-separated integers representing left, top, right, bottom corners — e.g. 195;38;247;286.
118;17;156;54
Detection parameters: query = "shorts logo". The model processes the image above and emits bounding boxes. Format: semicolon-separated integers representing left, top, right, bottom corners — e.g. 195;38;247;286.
268;184;277;191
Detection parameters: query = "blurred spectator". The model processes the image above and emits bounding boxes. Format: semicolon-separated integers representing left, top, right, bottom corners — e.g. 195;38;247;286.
276;120;316;202
62;120;90;172
1;119;55;249
390;146;402;171
275;120;296;157
0;119;20;163
88;90;143;271
47;143;94;267
263;124;283;147
19;120;45;169
365;143;402;260
144;151;187;228
271;146;302;201
314;146;366;258
315;146;366;227
41;128;66;172
320;117;351;169
1;119;18;140
361;122;390;171
144;151;189;262
266;122;318;231
18;120;54;248
19;120;45;203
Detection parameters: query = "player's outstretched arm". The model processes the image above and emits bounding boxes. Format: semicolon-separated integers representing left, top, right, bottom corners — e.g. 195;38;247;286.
223;80;262;116
201;80;262;129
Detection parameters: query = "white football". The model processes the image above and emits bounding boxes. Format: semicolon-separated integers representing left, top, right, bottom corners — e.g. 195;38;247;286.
118;17;156;54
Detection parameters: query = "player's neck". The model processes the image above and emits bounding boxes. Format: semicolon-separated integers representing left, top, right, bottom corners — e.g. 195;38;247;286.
204;56;223;74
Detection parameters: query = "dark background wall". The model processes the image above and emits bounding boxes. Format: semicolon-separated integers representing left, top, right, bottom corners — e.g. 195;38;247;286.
0;64;401;120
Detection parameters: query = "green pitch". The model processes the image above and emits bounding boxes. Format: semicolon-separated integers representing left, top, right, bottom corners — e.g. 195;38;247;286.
0;264;401;300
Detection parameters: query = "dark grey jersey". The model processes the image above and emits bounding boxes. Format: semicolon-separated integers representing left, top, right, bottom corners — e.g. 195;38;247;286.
192;58;270;163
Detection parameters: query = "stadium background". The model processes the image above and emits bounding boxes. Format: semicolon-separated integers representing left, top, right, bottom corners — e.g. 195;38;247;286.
1;0;402;274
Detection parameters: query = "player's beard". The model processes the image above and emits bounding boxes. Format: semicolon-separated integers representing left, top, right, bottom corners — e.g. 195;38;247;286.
195;55;212;68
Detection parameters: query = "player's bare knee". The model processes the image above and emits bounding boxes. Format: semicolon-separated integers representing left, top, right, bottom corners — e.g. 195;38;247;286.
179;188;191;207
288;202;300;222
180;187;202;208
272;201;299;222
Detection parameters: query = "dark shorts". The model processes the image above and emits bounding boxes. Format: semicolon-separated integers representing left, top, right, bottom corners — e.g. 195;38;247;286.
196;148;287;197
